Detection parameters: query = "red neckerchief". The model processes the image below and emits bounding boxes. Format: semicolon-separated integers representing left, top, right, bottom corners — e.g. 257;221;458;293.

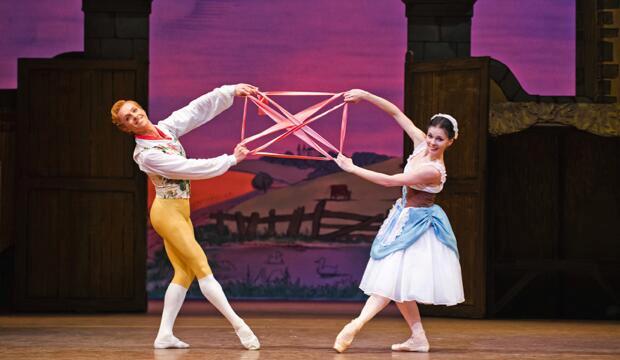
135;126;171;140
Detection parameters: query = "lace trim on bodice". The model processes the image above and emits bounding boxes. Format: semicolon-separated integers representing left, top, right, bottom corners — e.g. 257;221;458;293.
405;142;446;194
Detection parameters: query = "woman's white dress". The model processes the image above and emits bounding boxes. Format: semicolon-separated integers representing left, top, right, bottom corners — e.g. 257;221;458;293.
359;142;465;305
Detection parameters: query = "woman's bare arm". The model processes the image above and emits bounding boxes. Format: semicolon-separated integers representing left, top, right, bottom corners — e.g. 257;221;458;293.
344;89;426;147
335;154;440;187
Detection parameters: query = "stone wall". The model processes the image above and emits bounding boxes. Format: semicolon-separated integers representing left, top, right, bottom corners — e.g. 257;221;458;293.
83;0;152;60
402;0;476;61
577;0;620;103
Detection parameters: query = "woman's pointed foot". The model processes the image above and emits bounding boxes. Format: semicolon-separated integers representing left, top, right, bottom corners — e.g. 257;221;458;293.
235;323;260;350
333;318;363;353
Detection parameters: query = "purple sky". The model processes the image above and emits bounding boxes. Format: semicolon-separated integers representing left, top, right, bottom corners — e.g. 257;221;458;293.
0;0;83;88
1;0;575;157
471;0;575;95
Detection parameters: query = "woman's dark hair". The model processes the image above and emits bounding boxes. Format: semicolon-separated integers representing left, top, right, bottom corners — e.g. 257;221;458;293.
428;116;456;139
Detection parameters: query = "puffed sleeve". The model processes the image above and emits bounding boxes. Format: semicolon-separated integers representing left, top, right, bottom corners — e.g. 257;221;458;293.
157;85;236;138
136;150;237;180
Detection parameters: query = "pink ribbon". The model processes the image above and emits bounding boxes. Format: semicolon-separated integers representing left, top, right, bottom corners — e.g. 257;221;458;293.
239;91;348;160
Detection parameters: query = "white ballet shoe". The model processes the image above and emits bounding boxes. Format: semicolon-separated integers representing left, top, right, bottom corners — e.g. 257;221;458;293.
391;333;430;352
235;323;260;350
153;334;190;349
333;318;363;353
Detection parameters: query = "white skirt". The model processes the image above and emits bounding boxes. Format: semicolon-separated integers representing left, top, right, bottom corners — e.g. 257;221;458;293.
359;227;465;305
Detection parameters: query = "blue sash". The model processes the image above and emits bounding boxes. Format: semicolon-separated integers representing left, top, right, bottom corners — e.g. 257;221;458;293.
370;187;459;260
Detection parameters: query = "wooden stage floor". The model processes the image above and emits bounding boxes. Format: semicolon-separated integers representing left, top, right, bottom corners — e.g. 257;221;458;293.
0;302;619;360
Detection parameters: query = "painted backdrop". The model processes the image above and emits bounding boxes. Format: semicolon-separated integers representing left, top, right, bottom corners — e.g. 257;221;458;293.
0;0;576;300
145;0;575;300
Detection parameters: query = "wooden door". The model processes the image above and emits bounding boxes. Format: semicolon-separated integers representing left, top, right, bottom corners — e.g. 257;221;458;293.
488;127;620;318
404;55;489;317
15;59;147;311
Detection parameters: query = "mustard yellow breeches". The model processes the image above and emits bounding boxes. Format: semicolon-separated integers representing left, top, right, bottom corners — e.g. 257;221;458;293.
150;198;212;288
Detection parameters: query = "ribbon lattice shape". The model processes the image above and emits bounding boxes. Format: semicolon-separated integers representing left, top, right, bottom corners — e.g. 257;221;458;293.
239;91;348;160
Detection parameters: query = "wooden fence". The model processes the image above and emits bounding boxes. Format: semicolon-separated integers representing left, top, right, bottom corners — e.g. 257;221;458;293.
209;200;387;241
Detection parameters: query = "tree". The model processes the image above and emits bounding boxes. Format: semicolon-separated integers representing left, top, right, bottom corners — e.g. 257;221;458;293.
252;172;273;193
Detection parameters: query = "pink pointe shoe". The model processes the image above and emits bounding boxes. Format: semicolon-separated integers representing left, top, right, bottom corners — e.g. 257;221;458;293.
391;332;430;352
153;334;190;349
333;318;363;353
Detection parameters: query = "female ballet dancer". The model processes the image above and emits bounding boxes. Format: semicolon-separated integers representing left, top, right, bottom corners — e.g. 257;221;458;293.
110;84;261;350
333;89;464;353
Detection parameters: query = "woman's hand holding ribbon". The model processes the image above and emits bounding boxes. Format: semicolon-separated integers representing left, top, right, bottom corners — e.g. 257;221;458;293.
343;89;369;104
335;153;356;173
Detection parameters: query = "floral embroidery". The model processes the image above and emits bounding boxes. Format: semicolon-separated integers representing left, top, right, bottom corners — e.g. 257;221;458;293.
152;142;185;157
149;175;191;199
136;136;191;199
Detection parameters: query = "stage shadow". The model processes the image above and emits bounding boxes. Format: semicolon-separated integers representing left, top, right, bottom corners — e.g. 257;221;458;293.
153;349;191;360
153;349;261;360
